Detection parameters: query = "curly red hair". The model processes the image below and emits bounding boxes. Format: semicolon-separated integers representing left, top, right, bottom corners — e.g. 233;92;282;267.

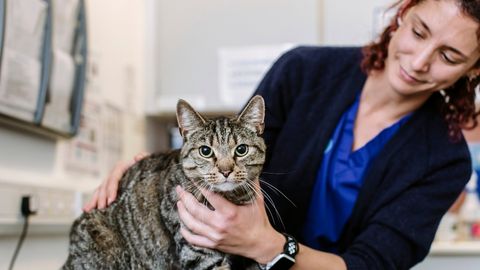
361;0;480;140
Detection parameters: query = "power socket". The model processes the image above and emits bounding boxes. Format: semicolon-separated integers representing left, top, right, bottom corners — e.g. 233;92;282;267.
21;195;38;217
0;182;86;235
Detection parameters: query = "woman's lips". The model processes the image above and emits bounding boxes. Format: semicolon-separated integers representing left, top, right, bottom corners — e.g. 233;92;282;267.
399;66;426;84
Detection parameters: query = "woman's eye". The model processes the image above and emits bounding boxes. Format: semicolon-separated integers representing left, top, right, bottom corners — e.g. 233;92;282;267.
412;28;423;39
235;144;249;157
199;146;213;158
441;52;457;64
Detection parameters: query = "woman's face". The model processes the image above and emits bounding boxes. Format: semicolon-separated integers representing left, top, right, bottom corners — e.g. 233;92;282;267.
385;0;480;97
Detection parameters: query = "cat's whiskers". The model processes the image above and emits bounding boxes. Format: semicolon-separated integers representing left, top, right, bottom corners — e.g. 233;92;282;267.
242;183;259;217
198;182;211;208
261;191;286;229
243;180;259;200
259;179;296;207
244;180;287;229
242;182;255;203
181;175;288;230
183;184;203;211
181;182;198;194
182;182;211;216
242;180;285;229
260;171;293;175
189;181;216;223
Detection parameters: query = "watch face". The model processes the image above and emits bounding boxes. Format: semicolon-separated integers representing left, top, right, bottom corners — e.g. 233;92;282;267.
268;254;295;270
285;237;298;256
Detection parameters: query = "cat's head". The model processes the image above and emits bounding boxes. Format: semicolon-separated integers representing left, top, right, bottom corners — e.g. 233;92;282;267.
176;95;266;203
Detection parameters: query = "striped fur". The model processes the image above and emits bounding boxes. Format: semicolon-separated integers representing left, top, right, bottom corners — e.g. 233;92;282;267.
63;96;265;270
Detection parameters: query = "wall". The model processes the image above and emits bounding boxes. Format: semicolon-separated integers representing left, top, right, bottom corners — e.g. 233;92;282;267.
0;0;147;269
322;0;392;45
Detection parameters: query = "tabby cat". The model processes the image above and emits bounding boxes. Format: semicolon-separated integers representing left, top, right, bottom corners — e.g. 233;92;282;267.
63;95;266;270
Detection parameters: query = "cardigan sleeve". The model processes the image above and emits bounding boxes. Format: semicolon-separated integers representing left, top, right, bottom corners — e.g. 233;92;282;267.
340;146;472;270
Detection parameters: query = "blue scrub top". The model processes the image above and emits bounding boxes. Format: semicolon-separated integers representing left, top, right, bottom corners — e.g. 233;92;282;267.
302;95;411;252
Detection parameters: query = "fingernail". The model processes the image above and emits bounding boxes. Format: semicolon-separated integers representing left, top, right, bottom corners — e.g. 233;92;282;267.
175;185;183;194
107;197;113;205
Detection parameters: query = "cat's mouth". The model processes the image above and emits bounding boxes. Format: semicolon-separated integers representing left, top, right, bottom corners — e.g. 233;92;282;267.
209;181;256;205
211;181;240;192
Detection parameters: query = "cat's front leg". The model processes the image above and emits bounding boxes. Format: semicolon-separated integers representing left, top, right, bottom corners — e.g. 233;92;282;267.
212;257;231;270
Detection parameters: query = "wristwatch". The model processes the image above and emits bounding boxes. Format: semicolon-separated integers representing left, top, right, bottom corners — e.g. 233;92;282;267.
258;233;299;270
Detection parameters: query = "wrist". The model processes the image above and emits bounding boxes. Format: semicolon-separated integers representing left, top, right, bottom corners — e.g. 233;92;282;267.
252;230;285;264
257;233;299;270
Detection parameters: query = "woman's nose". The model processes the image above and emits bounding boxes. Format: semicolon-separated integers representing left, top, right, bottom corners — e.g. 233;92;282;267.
411;47;433;73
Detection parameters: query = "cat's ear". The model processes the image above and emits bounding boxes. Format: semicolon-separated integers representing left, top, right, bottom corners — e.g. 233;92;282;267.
176;99;206;138
237;95;265;135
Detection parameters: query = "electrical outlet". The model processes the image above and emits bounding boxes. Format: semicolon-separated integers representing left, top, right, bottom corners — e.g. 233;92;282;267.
0;182;87;235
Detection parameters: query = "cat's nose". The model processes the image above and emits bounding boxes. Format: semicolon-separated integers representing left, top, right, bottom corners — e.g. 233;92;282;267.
221;170;232;177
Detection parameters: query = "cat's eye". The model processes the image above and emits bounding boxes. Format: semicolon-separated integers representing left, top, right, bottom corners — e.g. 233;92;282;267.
235;144;249;157
199;146;213;158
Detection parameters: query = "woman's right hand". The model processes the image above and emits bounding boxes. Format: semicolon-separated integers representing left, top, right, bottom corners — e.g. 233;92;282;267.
82;152;150;212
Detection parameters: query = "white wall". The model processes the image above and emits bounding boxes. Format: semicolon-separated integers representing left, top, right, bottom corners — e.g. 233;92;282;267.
323;0;393;45
86;0;147;160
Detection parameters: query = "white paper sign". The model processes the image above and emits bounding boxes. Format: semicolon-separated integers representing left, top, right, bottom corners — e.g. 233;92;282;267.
218;44;294;108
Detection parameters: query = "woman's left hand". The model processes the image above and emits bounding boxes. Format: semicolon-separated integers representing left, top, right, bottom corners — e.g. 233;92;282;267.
175;183;285;264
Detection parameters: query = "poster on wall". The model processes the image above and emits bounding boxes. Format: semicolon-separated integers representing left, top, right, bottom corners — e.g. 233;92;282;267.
218;44;294;110
0;0;48;121
63;92;101;177
64;46;124;178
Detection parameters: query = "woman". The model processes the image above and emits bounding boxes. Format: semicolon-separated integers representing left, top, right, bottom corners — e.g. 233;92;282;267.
85;0;480;269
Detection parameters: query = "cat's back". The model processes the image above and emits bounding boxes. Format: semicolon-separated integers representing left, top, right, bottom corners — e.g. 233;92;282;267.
63;150;182;269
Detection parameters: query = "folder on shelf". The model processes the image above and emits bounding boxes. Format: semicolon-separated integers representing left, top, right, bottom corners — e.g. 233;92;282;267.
0;0;87;137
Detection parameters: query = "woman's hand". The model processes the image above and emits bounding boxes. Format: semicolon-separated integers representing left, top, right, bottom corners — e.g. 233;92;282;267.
176;183;285;264
83;152;150;212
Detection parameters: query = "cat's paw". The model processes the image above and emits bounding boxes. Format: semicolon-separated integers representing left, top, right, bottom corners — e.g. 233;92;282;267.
213;258;231;270
213;265;231;270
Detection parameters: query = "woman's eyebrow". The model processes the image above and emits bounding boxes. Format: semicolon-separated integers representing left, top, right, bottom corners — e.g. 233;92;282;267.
412;14;431;33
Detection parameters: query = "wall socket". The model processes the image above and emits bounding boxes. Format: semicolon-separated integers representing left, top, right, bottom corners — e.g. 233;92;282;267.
0;182;88;235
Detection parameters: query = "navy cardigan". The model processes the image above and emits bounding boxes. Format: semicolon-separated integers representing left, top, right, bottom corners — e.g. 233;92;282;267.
254;46;472;269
